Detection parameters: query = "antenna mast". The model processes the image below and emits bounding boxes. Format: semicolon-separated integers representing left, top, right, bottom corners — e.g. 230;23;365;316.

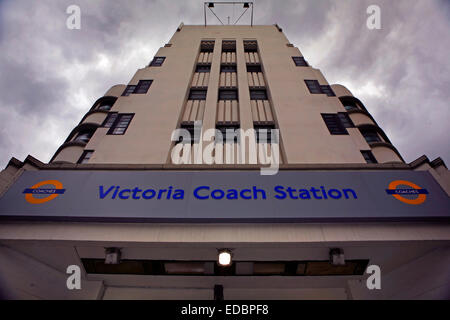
204;2;254;27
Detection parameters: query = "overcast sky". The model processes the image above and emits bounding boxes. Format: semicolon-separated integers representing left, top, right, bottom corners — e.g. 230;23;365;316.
0;0;449;168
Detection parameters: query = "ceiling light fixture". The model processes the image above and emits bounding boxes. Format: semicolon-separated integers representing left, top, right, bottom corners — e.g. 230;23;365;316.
217;249;232;266
104;247;121;265
329;248;345;266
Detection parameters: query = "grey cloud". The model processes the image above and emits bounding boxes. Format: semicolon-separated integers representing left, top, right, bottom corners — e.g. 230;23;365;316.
257;0;333;39
0;60;69;116
295;0;450;164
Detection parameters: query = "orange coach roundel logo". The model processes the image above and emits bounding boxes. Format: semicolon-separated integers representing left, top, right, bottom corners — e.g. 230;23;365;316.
23;180;66;204
385;180;428;205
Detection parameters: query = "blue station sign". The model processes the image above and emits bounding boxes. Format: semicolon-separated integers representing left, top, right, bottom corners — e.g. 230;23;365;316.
0;170;449;222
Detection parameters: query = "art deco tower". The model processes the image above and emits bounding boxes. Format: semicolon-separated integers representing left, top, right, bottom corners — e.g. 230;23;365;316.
49;24;403;166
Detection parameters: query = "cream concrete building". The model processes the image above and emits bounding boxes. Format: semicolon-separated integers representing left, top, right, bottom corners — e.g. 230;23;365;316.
0;24;449;300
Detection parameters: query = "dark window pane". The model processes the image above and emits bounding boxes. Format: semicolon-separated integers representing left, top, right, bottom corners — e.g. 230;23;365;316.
103;113;118;128
222;41;236;52
150;57;165;66
292;56;308;66
321;114;348;135
221;65;237;73
216;125;240;143
250;89;268;100
219;89;238;100
107;114;134;135
73;131;94;143
97;101;113;111
98;105;111;111
344;104;358;111
305;80;321;94
189;89;207;100
122;85;136;96
134;80;153;94
361;150;378;164
337;113;354;128
244;40;258;52
254;124;277;143
362;130;381;143
179;125;194;144
176;124;201;144
201;41;215;52
247;65;262;73
320;85;336;96
78;150;94;164
112;128;125;135
196;65;211;73
340;98;361;111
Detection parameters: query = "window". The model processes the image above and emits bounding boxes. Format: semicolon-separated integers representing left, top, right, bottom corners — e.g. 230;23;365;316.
134;80;153;94
254;124;277;143
344;104;358;111
78;150;94;164
250;89;268;100
122;85;136;96
340;98;361;111
361;130;382;143
216;124;240;143
321;114;348;135
218;89;238;101
343;102;359;111
305;80;335;96
305;80;322;94
107;113;134;135
149;57;165;67
292;56;308;67
73;130;94;143
97;104;112;111
320;85;336;97
102;112;118;128
122;80;153;96
222;40;236;52
221;65;237;73
176;123;200;144
247;65;262;73
361;150;378;164
337;113;354;128
189;89;207;100
196;65;211;73
244;40;258;52
96;99;116;111
200;41;215;52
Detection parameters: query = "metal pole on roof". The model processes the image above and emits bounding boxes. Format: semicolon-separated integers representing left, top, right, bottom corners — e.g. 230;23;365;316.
203;2;254;26
251;3;254;27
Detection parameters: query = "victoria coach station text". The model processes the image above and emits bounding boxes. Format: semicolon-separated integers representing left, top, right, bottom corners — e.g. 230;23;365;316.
99;185;358;200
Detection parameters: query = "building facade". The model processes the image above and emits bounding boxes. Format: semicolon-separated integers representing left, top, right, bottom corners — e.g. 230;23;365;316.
0;25;449;300
50;25;404;166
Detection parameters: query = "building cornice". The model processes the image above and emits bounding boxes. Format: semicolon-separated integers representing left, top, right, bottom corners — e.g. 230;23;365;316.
410;155;448;170
10;154;445;172
5;154;416;171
